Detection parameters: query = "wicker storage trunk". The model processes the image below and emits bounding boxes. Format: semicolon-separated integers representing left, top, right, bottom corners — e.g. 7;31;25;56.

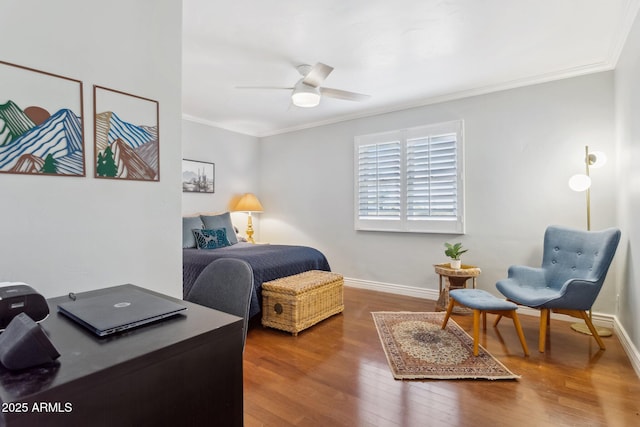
262;270;344;336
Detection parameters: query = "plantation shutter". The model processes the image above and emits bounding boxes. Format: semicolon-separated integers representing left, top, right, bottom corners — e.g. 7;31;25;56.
354;120;464;234
357;141;402;219
406;133;458;220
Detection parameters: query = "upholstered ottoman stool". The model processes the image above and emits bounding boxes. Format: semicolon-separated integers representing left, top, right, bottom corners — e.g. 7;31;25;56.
262;270;344;336
441;289;529;356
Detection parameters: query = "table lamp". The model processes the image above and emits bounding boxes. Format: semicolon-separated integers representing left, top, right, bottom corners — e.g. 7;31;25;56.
233;193;264;243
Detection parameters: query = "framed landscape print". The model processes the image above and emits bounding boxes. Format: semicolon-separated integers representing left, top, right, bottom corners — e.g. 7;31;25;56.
182;159;215;193
0;60;85;177
94;85;159;181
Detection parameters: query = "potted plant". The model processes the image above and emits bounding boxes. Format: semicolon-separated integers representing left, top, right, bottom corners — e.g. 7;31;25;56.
444;242;467;269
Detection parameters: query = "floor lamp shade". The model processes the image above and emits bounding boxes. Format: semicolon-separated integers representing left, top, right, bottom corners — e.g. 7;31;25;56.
568;174;591;192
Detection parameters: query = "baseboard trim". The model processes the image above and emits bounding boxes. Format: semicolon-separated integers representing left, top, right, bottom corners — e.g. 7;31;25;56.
344;277;439;301
344;276;640;378
613;317;640;378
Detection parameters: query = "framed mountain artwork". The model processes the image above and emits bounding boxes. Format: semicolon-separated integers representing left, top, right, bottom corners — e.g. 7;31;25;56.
93;85;159;181
182;159;215;193
0;60;85;177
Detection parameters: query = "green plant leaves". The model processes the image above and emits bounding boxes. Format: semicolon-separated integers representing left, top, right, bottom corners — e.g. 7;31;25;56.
444;242;468;260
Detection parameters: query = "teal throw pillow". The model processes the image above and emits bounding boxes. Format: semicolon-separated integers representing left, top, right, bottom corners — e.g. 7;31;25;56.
200;212;238;244
193;228;231;250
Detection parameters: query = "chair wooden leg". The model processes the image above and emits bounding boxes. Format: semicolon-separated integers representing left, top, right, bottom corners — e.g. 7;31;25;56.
494;314;503;327
539;308;549;353
510;310;530;356
473;309;481;356
441;298;456;329
577;310;606;350
547;309;551;334
494;299;516;327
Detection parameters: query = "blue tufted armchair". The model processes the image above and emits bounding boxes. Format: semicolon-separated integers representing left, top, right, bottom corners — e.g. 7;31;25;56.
495;225;621;352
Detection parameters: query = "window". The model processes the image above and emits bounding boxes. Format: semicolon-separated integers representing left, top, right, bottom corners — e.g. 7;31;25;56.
354;120;464;234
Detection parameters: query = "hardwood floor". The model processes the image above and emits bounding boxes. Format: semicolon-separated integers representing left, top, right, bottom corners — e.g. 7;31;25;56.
243;287;640;427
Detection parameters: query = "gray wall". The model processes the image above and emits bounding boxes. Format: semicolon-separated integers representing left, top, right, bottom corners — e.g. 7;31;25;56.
615;9;640;351
181;119;261;235
0;0;183;298
259;72;618;313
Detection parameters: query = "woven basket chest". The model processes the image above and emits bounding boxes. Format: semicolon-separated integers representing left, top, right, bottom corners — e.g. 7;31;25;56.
262;270;344;336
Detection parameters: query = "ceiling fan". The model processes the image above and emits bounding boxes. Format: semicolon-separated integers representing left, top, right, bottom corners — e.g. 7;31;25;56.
237;62;370;108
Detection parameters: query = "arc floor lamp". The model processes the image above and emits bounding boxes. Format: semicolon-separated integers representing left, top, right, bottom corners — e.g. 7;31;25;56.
568;145;612;337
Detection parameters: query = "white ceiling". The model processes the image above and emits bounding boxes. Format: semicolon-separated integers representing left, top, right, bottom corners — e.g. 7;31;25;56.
182;0;639;137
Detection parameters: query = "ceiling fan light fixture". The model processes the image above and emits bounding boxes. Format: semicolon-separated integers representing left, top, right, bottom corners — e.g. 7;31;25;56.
292;81;320;108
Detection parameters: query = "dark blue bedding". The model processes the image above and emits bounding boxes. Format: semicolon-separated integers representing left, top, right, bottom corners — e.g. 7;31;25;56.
183;243;331;318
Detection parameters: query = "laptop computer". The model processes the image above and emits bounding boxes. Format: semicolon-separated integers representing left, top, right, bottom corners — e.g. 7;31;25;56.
57;287;187;337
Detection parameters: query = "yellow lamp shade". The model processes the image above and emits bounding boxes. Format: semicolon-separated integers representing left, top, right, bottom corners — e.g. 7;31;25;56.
234;193;264;213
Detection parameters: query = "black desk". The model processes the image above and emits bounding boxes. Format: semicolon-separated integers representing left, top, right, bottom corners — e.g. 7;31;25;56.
0;284;243;427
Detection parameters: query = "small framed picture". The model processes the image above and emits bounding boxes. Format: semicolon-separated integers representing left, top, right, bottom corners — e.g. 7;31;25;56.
182;159;214;193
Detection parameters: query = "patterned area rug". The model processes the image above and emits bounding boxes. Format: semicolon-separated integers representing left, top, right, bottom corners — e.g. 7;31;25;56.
372;311;519;380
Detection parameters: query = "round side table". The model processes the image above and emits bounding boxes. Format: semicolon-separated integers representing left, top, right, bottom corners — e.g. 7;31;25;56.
434;263;482;312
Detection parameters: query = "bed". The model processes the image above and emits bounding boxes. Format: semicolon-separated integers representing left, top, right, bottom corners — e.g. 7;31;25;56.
183;242;330;319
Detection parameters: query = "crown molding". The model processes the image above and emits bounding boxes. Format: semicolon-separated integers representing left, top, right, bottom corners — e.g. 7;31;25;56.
183;61;616;139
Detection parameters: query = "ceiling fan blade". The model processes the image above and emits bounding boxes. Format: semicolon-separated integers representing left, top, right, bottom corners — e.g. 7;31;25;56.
320;87;370;102
235;86;294;91
302;63;334;87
